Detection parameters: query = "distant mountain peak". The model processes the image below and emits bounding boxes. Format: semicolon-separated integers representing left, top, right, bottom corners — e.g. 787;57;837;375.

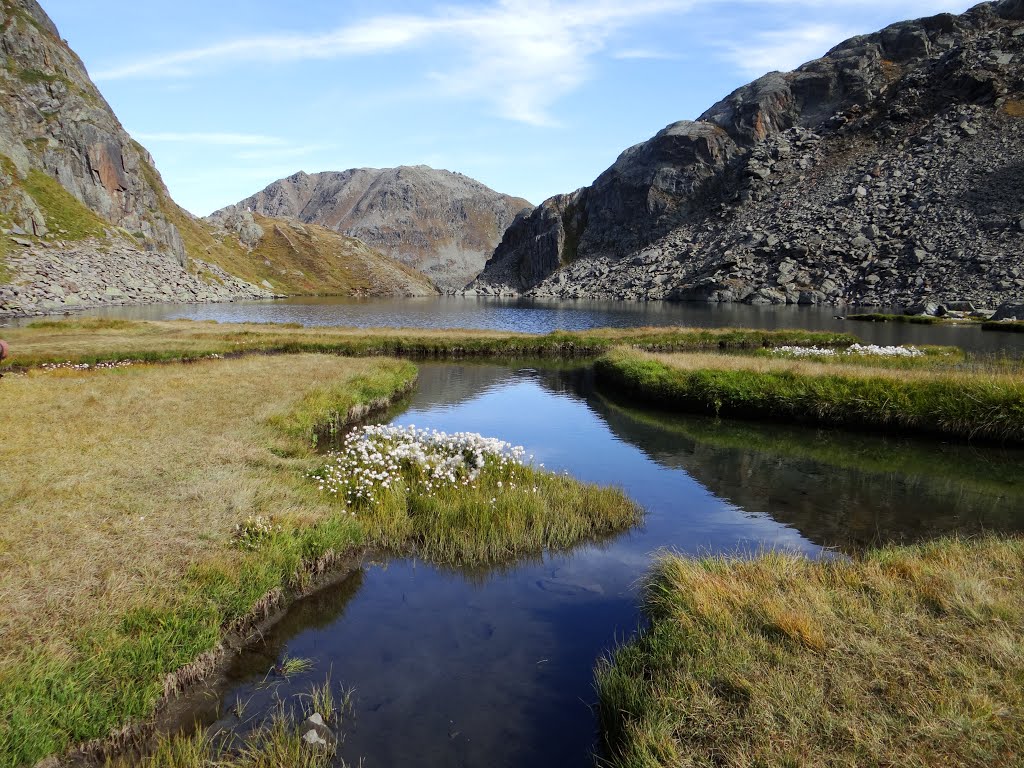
218;166;532;289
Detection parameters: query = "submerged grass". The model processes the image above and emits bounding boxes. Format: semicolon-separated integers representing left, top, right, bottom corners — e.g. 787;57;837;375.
0;318;857;371
596;536;1024;768
595;348;1024;443
107;720;335;768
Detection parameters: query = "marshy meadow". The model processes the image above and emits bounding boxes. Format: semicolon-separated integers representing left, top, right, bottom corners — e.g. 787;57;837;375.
1;314;1023;767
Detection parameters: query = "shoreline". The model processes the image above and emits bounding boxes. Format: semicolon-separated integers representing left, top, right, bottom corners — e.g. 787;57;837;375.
42;382;419;768
58;553;367;768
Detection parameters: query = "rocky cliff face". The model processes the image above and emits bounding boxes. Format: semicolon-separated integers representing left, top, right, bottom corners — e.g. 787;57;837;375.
219;166;532;289
471;0;1024;309
0;0;279;317
0;0;186;258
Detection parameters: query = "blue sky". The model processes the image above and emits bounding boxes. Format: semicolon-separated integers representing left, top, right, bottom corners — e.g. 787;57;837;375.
42;0;973;215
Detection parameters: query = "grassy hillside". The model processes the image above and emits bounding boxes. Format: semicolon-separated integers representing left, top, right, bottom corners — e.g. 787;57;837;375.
245;214;438;296
134;145;436;297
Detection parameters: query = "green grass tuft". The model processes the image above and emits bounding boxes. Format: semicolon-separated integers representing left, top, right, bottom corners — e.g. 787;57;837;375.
17;68;58;86
355;463;640;566
982;320;1024;334
22;168;109;240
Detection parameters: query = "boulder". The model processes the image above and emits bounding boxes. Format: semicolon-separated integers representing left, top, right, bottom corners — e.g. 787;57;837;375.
992;302;1024;321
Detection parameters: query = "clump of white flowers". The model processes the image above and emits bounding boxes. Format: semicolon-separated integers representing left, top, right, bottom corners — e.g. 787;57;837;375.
774;343;924;358
40;353;223;372
233;515;281;550
311;424;532;507
42;359;138;371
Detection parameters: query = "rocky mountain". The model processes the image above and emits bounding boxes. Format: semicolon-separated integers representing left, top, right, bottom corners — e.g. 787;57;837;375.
0;0;280;316
470;0;1024;310
218;167;532;289
0;0;429;318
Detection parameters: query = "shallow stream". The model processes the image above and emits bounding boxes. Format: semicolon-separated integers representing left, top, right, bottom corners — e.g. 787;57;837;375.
174;361;1024;767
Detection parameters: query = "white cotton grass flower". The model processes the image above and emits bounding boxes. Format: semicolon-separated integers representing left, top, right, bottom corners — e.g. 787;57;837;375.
309;424;530;505
774;344;924;358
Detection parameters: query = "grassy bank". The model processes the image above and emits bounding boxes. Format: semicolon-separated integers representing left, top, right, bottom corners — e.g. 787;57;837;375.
0;318;857;370
845;312;944;325
594;348;1024;443
983;320;1024;333
0;355;637;767
0;355;414;766
596;537;1024;768
314;424;640;566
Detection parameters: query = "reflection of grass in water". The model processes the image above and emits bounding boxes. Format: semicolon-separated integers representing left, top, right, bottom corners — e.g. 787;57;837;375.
597;536;1024;768
597;391;1024;502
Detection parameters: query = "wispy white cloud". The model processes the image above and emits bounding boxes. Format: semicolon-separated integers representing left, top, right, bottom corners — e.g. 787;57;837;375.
133;131;289;146
612;48;681;60
95;0;695;126
720;23;852;77
98;0;976;129
233;144;336;162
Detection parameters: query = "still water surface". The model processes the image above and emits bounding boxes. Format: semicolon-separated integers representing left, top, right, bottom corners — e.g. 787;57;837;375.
56;296;1024;356
180;363;1024;767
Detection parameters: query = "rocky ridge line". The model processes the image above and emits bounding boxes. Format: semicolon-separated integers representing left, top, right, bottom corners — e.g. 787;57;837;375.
0;0;283;318
469;0;1024;310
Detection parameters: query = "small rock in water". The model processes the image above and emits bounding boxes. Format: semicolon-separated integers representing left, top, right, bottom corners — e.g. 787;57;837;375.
303;729;329;748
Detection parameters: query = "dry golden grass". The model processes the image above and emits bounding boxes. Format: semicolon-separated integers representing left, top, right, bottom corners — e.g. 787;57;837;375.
1003;99;1024;118
0;319;857;370
597;537;1024;767
0;355;403;665
648;350;1021;385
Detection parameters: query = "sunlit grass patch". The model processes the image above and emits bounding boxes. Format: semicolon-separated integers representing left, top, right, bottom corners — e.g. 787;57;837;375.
0;319;858;371
595;347;1024;443
0;354;415;766
312;425;642;565
596;536;1024;768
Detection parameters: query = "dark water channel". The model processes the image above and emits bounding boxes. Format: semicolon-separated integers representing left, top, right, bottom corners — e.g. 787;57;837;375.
179;361;1024;768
